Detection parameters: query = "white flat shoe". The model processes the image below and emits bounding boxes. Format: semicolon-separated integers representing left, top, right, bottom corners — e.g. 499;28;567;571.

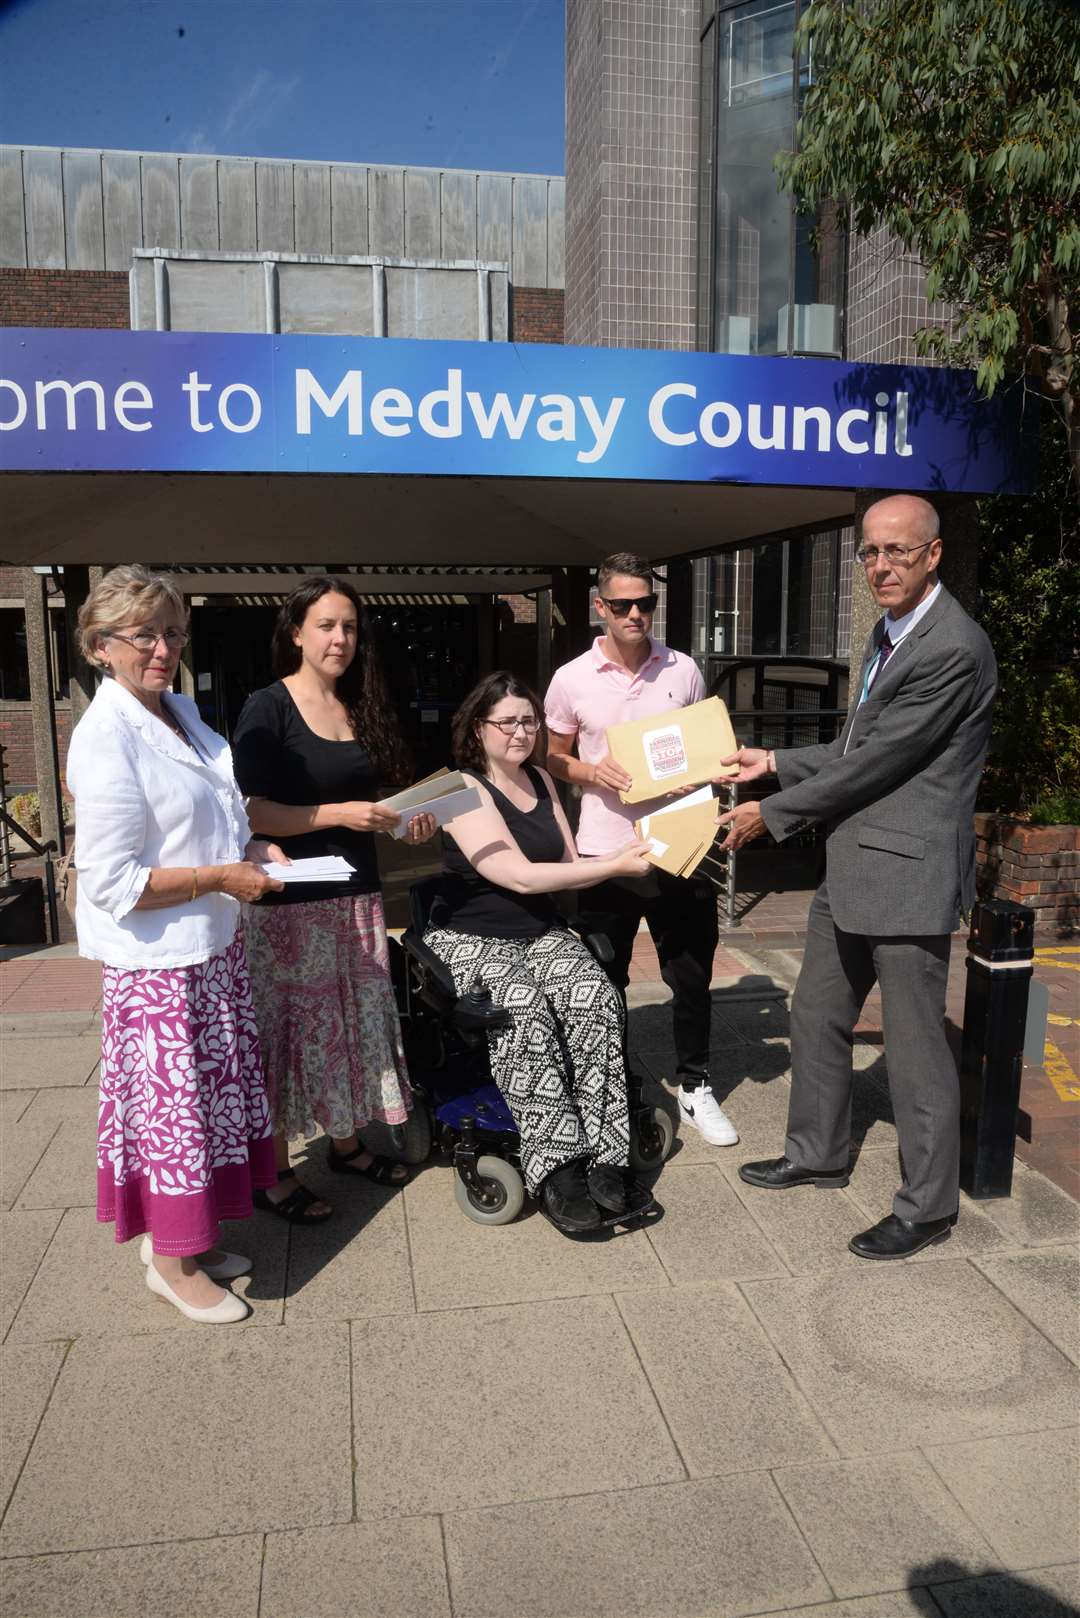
145;1260;250;1324
139;1234;252;1282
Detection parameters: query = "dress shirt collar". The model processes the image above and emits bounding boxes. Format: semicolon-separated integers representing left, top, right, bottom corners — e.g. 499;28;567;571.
881;579;942;648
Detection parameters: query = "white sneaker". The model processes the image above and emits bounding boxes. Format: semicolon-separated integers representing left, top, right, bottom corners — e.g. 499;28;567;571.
677;1085;739;1146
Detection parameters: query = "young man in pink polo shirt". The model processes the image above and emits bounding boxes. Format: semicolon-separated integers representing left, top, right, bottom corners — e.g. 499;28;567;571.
544;552;737;1147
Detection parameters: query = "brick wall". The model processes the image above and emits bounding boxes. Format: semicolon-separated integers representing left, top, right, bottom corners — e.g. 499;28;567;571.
0;268;129;329
976;813;1079;937
0;701;73;795
510;286;565;344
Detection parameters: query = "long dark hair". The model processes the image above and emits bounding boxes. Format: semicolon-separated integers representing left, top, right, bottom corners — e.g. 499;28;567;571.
272;575;410;786
451;671;546;774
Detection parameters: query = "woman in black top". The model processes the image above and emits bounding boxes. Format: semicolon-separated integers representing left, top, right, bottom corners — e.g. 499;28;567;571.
425;672;650;1232
232;577;435;1222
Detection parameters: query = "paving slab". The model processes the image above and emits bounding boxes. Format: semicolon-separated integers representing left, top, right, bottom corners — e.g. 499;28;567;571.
722;1169;876;1275
845;1149;1011;1260
0;1323;352;1554
442;1474;832;1618
616;1282;836;1475
0;1107;56;1211
8;1206;287;1342
772;1450;998;1598
404;1162;666;1312
776;1596;953;1618
0;1209;61;1339
741;1261;1080;1454
0;1534;264;1617
0;1089;32;1128
15;1118;97;1210
281;1170;414;1325
0;1341;66;1514
928;1562;1080;1617
978;1166;1080;1249
643;1163;787;1285
706;1073;796;1154
261;1516;451;1618
973;1246;1080;1365
0;1036;101;1089
925;1427;1080;1569
350;1296;683;1518
710;993;791;1047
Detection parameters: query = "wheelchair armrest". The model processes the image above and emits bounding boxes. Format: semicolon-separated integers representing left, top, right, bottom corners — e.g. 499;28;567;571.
570;927;615;968
401;929;459;1012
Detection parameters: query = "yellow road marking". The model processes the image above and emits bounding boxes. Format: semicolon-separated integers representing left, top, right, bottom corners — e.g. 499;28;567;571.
1043;1041;1080;1103
1034;960;1080;973
1048;1013;1077;1027
1035;945;1080;958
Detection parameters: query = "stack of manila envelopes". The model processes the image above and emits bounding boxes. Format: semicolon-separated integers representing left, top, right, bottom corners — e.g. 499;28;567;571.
605;696;738;805
378;769;481;838
635;786;723;879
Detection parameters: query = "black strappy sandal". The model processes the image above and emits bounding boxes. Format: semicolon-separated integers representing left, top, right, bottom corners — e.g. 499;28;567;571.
254;1170;333;1225
327;1140;409;1186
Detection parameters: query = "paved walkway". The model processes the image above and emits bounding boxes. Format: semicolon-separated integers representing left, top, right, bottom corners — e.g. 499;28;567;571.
1;938;1078;1618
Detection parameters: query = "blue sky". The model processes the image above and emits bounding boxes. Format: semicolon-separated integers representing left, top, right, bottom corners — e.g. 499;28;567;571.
0;0;565;174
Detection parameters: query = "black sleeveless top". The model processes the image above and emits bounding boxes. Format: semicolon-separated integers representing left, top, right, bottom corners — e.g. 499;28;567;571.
439;765;568;941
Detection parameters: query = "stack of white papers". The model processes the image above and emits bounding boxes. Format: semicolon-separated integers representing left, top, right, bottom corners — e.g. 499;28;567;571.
259;855;355;884
379;769;481;839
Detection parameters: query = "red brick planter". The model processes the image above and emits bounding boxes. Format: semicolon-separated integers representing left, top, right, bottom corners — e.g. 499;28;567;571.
975;813;1079;936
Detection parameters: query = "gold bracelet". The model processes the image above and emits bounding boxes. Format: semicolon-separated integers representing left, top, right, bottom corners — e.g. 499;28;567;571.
190;868;199;902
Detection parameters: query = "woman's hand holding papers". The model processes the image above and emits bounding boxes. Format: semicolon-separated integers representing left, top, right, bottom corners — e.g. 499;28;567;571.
591;753;634;793
611;838;652;878
402;812;438;845
336;800;403;835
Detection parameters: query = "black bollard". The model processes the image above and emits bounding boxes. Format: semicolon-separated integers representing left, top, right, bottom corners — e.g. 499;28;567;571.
958;899;1035;1199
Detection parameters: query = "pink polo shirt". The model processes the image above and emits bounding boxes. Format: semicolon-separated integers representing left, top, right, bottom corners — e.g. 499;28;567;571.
545;637;706;855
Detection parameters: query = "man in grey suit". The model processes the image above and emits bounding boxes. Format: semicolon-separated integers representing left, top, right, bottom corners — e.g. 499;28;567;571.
717;494;997;1259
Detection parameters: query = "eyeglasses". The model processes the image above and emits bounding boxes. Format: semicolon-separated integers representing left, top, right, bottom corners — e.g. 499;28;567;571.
855;541;935;568
107;629;190;652
483;716;541;736
600;594;658;617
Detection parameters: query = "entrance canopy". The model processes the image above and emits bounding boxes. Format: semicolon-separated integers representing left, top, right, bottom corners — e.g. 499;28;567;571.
0;330;1029;566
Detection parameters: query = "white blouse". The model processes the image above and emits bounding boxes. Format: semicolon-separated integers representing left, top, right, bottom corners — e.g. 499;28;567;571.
67;678;251;969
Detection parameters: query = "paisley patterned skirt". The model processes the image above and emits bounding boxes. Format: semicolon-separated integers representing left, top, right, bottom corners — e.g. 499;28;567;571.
242;892;412;1142
97;927;277;1255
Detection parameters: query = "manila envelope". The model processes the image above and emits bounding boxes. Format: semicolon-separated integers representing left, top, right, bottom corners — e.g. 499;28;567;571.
606;695;738;804
635;788;722;879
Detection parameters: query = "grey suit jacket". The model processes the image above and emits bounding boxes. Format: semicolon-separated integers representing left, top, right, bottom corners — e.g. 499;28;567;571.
760;586;997;936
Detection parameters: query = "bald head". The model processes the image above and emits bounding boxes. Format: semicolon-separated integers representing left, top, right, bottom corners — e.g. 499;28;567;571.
860;494;942;616
863;494;940;548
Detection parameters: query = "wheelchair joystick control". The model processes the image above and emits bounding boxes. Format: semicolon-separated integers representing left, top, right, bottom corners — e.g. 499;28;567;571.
454;977;511;1041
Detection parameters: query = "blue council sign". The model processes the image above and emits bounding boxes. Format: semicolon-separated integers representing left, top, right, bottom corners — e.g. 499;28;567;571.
0;328;1031;493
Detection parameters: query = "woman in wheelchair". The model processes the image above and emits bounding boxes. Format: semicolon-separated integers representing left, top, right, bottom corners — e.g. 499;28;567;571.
424;671;651;1233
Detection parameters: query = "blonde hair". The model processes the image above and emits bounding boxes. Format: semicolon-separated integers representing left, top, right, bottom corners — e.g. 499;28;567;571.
76;565;188;666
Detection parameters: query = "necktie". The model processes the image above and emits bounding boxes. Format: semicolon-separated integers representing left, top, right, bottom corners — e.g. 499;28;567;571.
871;629;894;689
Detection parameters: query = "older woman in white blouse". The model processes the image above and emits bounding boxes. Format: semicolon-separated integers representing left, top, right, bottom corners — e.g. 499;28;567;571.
69;565;285;1325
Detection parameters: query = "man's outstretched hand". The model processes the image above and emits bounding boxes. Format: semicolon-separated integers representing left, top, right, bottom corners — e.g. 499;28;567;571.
716;800;767;851
719;747;775;784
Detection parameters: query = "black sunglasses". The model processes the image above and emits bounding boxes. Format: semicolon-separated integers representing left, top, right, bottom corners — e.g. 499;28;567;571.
601;593;658;618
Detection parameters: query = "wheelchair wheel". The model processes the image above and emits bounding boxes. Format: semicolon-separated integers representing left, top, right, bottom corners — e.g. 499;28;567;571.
393;1103;433;1165
628;1106;674;1173
453;1155;525;1225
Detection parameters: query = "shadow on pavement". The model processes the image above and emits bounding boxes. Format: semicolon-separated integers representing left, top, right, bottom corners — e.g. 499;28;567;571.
908;1557;1080;1617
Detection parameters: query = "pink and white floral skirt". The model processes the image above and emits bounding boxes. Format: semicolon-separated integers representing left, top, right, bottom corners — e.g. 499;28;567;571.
97;927;277;1255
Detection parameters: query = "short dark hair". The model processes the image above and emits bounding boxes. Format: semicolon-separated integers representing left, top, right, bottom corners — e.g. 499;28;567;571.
451;671;546;773
597;552;655;594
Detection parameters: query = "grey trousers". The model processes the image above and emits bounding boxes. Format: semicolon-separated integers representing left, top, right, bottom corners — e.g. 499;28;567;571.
785;882;958;1222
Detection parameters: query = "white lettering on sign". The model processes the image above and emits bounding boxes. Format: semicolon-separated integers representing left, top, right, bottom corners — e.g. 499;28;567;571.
646;383;915;458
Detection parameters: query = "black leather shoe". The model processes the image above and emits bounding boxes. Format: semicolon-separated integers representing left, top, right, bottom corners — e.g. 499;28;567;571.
849;1212;956;1260
739;1155;849;1190
542;1162;602;1232
587;1162;629;1215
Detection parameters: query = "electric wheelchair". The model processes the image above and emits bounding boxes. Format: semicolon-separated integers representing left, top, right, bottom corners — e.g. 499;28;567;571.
387;877;674;1230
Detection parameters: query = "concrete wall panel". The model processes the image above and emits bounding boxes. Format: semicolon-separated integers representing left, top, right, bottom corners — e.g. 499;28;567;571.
513;175;548;289
165;260;266;332
294;163;331;254
23;148;65;268
130;258;156;329
477;173;511;268
547;178;565;289
218;160;256;251
141;154;180;250
370;167;405;256
490;272;509;341
405;169;441;260
0;148;27;267
330;166;368;255
278;262;375;335
102;151;142;269
256;162;294;251
440;171;476;261
180;156;220;251
386;266;479;339
62;150;105;269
